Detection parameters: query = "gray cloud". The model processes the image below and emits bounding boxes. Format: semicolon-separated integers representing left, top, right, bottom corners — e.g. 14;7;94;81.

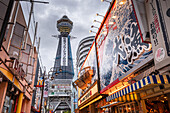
31;0;110;72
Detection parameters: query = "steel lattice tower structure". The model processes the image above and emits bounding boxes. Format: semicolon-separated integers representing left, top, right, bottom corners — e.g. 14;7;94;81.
48;15;74;112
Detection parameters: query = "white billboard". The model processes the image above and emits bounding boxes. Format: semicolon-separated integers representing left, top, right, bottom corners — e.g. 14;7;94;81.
146;0;170;70
61;36;68;66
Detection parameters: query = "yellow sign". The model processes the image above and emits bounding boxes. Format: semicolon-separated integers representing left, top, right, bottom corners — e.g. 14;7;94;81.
37;79;43;85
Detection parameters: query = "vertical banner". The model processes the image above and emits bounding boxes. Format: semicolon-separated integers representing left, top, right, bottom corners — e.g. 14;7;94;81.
44;79;49;98
61;36;68;66
146;0;170;70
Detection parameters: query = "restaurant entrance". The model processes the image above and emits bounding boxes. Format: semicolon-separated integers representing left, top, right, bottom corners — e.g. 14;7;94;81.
114;102;139;113
145;94;170;113
2;82;18;113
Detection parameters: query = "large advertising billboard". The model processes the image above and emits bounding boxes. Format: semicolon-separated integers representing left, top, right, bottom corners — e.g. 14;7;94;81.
96;0;152;91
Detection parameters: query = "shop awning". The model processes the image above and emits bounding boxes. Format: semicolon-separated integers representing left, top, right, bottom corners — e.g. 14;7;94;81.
106;74;170;102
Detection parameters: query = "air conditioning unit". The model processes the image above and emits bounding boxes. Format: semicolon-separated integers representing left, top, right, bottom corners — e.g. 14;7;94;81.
9;51;19;60
28;79;32;86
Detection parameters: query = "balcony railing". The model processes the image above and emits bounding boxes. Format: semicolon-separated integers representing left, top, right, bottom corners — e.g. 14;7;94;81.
74;66;93;90
8;59;26;79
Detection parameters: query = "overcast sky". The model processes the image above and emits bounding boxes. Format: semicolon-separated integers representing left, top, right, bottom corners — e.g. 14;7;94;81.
21;0;110;72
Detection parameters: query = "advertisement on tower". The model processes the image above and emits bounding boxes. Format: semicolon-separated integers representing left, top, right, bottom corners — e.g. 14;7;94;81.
96;0;152;92
61;36;68;66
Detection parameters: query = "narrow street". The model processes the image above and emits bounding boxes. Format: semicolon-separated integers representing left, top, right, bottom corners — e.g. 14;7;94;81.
0;0;170;113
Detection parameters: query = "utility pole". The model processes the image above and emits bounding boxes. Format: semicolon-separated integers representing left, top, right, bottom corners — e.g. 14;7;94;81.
39;69;46;113
74;92;75;113
22;2;34;50
30;22;38;64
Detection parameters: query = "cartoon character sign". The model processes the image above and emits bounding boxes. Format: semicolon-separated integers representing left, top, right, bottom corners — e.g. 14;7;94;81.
96;0;152;90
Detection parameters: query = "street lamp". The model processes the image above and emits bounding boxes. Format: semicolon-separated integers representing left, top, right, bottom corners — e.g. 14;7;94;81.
47;67;61;80
91;25;99;29
51;76;54;80
101;0;111;4
89;30;97;34
47;67;62;112
93;20;102;23
59;68;62;72
55;72;59;76
119;0;126;5
96;13;104;17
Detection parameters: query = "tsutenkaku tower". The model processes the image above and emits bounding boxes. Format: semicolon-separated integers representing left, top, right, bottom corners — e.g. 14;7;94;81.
53;15;74;79
49;15;74;112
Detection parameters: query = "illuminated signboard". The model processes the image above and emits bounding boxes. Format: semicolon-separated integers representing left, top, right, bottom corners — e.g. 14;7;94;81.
96;0;152;91
78;82;98;106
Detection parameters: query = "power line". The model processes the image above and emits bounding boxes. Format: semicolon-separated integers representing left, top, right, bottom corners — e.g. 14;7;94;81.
21;1;45;71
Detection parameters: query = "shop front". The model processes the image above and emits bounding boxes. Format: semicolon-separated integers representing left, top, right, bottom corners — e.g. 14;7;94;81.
0;61;33;113
2;82;19;113
104;74;170;113
0;66;22;113
114;101;139;113
95;98;112;113
78;81;104;113
144;94;170;113
96;92;140;113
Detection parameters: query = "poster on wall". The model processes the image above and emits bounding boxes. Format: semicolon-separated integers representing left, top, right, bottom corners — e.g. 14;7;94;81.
96;0;152;91
145;0;170;70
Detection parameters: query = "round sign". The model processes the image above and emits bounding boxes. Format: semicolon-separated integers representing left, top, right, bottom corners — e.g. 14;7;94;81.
166;8;170;17
155;48;165;62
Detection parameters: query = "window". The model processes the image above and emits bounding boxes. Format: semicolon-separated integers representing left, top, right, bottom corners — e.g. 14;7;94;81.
9;23;25;59
24;44;31;54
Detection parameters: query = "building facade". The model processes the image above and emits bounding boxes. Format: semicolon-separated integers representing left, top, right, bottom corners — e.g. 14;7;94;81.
75;0;170;113
71;36;94;113
48;15;74;112
0;1;39;113
76;36;95;72
31;59;44;113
